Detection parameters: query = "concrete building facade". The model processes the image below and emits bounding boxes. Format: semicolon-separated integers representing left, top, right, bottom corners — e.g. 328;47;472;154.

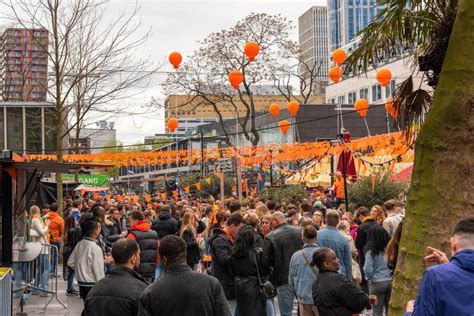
0;28;48;102
69;128;116;154
298;6;329;84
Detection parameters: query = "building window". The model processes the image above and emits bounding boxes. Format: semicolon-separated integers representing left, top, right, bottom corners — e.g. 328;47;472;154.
6;107;23;152
25;108;42;153
347;91;357;105
359;88;369;100
385;79;396;98
329;98;336;104
337;95;346;104
371;84;382;102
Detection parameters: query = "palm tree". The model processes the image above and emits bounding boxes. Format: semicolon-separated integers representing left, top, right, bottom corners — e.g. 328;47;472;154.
346;0;473;314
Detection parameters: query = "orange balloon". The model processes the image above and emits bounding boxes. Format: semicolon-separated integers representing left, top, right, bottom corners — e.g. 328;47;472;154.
328;66;343;83
168;118;179;132
268;103;280;118
168;52;182;69
287;101;300;117
228;70;244;89
385;98;399;118
244;41;260;61
279;120;290;135
354;99;369;117
376;68;392;87
332;48;346;66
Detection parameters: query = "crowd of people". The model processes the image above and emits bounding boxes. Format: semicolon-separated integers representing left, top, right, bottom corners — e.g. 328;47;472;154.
17;188;474;316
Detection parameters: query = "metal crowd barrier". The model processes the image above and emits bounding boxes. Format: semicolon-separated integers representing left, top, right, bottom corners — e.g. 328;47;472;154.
13;243;66;312
0;268;12;316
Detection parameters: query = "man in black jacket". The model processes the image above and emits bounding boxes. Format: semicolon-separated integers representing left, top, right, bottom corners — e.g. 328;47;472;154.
138;235;230;316
83;239;147;316
262;211;303;316
208;213;243;313
151;205;179;239
312;247;376;316
354;207;378;293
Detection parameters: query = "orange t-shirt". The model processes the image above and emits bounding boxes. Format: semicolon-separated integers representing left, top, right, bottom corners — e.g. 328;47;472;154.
334;178;346;199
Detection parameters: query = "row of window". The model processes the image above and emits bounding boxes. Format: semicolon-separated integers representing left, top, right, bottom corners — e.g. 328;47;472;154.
329;80;396;104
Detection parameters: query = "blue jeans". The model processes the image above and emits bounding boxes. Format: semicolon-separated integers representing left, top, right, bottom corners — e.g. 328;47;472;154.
266;298;276;316
277;284;295;316
50;242;61;273
67;268;75;291
34;254;50;295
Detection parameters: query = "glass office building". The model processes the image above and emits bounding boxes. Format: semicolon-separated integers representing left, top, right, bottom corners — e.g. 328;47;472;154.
0;102;57;154
328;0;384;51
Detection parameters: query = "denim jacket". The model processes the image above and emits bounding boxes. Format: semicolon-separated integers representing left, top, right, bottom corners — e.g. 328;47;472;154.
317;226;352;280
363;250;392;282
288;243;319;304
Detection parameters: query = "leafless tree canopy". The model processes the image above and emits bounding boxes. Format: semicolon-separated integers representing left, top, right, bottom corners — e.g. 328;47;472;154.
163;13;323;146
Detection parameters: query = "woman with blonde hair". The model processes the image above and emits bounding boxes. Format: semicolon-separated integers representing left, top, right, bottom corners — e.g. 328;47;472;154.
29;205;50;296
370;205;385;225
256;204;270;219
180;211;205;269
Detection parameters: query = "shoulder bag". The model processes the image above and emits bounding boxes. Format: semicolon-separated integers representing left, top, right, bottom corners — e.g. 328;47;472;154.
254;250;277;300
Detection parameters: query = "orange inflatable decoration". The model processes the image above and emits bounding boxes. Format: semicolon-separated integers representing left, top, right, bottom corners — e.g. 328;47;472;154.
328;67;343;83
376;68;392;86
287;101;300;117
354;99;369;117
168;52;182;69
279;120;290;135
228;70;244;89
331;48;346;66
244;41;260;61
168;118;179;132
268;103;280;118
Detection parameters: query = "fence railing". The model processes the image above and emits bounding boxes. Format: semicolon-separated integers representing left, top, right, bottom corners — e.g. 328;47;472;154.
13;243;66;312
0;268;12;316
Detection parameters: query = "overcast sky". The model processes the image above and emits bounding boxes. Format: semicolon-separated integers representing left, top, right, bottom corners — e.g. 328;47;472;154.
102;0;326;145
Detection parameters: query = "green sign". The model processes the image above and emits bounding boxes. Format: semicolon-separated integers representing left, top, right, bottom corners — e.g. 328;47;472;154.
63;174;109;187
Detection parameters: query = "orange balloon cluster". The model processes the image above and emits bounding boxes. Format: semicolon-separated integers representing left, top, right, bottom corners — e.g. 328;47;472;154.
268;103;280;118
376;68;392;86
287;101;300;117
228;70;244;89
244;42;260;61
168;52;182;69
328;66;343;83
331;49;346;66
279;120;290;135
168;118;179;132
354;99;369;117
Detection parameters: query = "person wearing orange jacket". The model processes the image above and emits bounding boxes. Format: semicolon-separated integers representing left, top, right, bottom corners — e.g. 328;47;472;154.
48;203;64;275
333;172;346;208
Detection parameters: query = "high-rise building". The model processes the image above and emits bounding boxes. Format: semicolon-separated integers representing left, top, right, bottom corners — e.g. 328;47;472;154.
327;0;383;52
298;6;329;85
0;28;48;102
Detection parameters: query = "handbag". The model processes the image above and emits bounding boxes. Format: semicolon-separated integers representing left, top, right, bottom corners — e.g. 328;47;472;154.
254;250;277;300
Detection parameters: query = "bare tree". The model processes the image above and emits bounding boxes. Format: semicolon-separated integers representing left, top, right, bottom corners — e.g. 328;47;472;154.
3;0;159;206
164;13;300;146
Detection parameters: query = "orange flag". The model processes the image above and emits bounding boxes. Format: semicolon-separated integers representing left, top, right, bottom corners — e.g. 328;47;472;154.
93;192;99;200
132;196;139;203
172;190;178;197
105;195;111;201
116;195;123;202
195;183;201;191
184;186;190;193
205;177;211;185
161;193;167;200
145;194;151;203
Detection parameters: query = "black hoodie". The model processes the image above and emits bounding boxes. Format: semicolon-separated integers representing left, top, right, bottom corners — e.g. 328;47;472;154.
208;228;235;300
151;212;179;239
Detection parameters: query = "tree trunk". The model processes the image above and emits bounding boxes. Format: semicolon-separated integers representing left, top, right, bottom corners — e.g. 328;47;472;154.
389;1;474;314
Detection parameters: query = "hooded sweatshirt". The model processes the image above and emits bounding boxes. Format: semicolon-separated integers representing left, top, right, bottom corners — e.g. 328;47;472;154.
48;211;64;243
128;220;159;278
413;249;474;316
